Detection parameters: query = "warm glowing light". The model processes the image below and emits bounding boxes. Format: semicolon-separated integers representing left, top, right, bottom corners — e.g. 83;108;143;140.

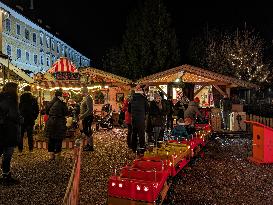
144;186;149;192
112;182;116;187
118;183;123;188
136;185;141;190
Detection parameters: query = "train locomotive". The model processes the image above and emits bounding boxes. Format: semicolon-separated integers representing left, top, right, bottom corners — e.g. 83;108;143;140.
108;119;212;205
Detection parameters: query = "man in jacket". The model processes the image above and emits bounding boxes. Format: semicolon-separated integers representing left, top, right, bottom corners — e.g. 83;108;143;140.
19;86;39;153
80;86;94;151
130;85;149;153
220;94;232;130
0;82;21;185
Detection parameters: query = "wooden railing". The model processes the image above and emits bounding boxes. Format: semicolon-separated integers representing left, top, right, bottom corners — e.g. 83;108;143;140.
246;114;273;132
63;139;82;205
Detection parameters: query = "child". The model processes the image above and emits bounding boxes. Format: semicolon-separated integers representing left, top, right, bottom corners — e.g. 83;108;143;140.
171;118;189;140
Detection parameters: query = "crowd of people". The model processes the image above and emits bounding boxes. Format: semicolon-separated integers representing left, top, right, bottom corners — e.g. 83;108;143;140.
122;84;204;154
0;81;232;186
0;82;94;185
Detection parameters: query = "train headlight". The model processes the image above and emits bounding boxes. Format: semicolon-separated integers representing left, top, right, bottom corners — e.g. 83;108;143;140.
144;186;149;191
118;183;123;188
136;185;141;190
112;182;116;187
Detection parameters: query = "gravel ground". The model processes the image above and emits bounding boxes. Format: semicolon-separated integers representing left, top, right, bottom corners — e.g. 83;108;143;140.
171;137;273;205
2;130;273;205
80;128;136;205
0;147;73;205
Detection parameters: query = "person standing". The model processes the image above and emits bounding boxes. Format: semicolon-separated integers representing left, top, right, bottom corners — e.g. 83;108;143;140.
130;85;149;153
79;86;94;151
184;101;202;125
166;96;174;130
45;89;68;160
0;82;22;185
220;94;232;130
122;95;132;149
149;93;166;145
18;85;39;154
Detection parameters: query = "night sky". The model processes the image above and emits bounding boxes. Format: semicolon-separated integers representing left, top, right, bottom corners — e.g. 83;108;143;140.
3;0;273;67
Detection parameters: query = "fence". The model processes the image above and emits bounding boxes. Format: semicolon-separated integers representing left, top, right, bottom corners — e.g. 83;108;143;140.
246;114;273;132
63;139;82;205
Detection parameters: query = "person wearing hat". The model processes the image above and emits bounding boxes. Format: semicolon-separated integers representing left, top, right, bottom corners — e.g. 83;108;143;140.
18;85;39;154
45;89;68;160
79;86;94;151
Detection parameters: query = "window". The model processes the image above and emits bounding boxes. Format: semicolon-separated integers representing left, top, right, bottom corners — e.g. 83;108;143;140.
26;51;30;62
6;45;11;56
57;43;60;53
17;48;22;59
52;55;55;64
25;29;30;40
40;54;44;65
40;33;43;45
34;54;38;65
5;19;11;32
51;39;54;50
46;56;50;66
16;24;21;35
46;36;49;48
33;33;37;43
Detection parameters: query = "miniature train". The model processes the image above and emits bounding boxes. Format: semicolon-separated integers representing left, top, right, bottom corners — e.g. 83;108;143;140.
107;122;212;205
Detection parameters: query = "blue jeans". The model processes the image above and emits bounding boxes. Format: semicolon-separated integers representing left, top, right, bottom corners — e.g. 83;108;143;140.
0;146;14;174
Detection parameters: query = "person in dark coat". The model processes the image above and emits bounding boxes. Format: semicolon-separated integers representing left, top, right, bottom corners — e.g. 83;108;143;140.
18;85;39;153
45;89;68;160
0;82;22;185
149;93;167;145
220;94;232;130
166;96;174;130
130;85;149;153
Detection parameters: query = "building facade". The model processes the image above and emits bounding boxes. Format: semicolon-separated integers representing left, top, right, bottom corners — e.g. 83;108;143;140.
0;2;90;74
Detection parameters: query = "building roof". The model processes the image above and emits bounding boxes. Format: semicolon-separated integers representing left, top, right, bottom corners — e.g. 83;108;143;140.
137;64;258;89
80;67;133;85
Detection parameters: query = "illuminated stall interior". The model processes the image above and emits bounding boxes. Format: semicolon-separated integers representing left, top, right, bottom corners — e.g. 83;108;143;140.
138;64;258;106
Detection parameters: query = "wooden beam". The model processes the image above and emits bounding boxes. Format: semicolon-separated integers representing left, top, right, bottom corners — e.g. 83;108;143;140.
226;87;231;97
156;85;168;97
213;85;227;96
194;85;206;97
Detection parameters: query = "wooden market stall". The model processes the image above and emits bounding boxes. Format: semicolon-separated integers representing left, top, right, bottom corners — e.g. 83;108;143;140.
137;64;258;132
79;67;133;114
137;64;258;102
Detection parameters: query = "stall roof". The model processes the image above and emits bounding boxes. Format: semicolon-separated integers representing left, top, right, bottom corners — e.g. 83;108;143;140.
137;64;258;89
47;57;78;73
0;56;34;83
80;67;132;85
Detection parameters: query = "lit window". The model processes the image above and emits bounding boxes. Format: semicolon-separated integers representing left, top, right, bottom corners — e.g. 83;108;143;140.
6;45;11;56
26;51;30;62
5;19;11;32
25;29;30;40
33;33;37;43
16;24;21;35
17;48;22;59
34;54;38;65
